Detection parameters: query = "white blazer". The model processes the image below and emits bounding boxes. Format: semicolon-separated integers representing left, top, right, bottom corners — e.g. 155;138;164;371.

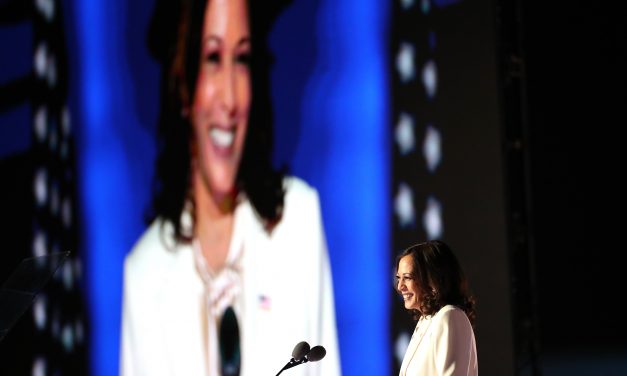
120;177;342;376
399;305;478;376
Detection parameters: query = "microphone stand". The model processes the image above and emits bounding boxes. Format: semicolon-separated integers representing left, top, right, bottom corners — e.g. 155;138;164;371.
276;358;309;376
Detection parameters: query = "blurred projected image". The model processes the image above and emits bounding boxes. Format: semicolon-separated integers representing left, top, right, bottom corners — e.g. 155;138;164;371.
119;0;341;375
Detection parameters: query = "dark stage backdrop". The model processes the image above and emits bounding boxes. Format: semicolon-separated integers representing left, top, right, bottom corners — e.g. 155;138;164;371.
521;1;627;374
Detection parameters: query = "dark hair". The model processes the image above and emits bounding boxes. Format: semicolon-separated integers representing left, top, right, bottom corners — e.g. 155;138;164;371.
395;240;476;326
146;0;287;242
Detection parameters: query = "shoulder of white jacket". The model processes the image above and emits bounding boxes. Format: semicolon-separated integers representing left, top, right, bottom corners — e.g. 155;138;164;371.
434;305;472;327
436;305;465;318
124;219;182;274
283;175;317;197
282;175;320;212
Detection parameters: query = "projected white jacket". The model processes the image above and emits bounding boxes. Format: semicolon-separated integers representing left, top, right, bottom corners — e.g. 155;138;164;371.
120;177;341;376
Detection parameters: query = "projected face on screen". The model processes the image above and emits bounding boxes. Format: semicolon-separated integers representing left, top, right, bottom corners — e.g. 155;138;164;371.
191;0;251;199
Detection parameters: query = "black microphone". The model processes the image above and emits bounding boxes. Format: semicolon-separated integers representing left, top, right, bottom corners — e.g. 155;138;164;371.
305;345;326;362
276;341;309;376
276;342;326;375
292;341;311;361
219;306;240;376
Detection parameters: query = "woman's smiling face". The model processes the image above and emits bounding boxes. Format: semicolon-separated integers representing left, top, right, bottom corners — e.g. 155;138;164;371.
396;255;422;311
191;0;251;200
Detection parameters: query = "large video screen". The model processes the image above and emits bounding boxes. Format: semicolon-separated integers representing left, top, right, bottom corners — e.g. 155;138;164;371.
0;0;515;375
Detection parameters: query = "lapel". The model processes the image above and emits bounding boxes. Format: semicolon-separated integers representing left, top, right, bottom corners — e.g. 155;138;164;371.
400;315;433;375
158;242;206;374
238;201;289;374
239;201;271;373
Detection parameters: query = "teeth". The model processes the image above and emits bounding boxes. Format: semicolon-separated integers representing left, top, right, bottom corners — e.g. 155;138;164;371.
210;128;234;147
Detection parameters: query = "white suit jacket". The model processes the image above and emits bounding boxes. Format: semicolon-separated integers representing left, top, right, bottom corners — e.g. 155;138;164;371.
399;305;478;376
120;177;341;376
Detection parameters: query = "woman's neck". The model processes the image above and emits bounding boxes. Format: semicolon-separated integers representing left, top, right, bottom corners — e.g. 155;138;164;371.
192;174;237;272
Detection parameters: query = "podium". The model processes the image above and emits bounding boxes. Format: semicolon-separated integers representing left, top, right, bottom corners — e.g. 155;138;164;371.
0;252;69;342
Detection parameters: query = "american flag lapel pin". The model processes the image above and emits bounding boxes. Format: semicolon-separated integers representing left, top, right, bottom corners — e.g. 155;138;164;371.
258;294;272;310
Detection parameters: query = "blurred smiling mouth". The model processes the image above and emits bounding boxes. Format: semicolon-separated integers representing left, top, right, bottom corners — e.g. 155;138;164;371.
402;293;413;301
209;127;235;148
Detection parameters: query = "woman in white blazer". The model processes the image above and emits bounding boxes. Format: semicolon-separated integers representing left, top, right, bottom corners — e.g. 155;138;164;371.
120;0;341;374
395;240;478;376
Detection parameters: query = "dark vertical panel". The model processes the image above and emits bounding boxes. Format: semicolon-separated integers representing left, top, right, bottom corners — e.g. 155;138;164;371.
390;0;515;375
523;0;626;364
0;0;88;374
